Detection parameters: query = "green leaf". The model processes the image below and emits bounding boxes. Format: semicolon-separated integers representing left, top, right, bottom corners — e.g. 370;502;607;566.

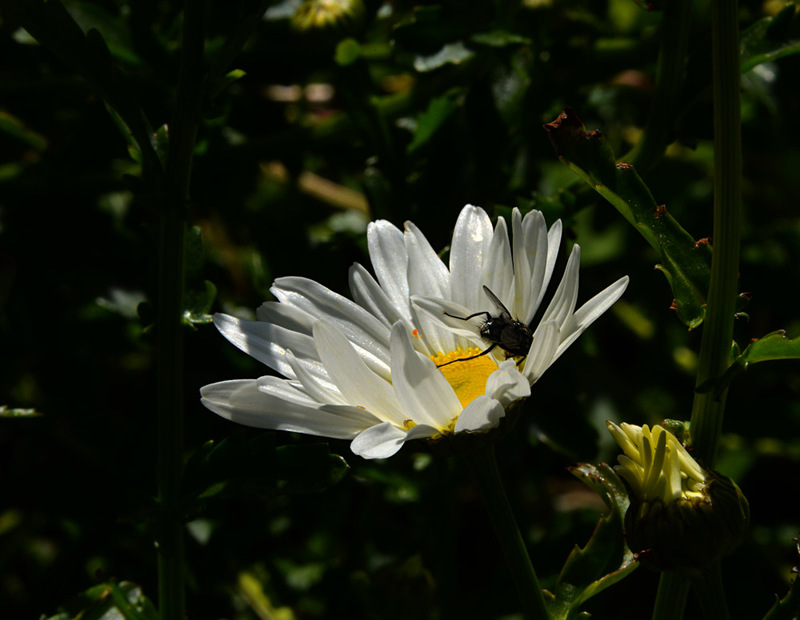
406;93;460;155
43;580;157;620
741;4;800;75
182;432;349;512
4;0;162;178
0;405;43;418
335;38;362;66
470;30;531;48
763;571;800;620
698;330;800;396
183;280;217;326
545;463;637;620
413;42;474;73
0;109;48;150
183;226;216;326
544;108;712;328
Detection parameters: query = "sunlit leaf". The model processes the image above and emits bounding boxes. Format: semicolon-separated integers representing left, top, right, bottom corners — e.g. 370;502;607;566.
183;226;216;326
406;92;460;155
43;580;157;620
470;30;531;48
0;405;43;419
741;4;800;75
544;463;637;619
698;330;800;396
544;107;712;328
414;42;474;73
335;38;361;66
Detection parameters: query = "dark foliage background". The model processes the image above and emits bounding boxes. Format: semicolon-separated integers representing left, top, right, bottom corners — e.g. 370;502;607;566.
1;0;799;618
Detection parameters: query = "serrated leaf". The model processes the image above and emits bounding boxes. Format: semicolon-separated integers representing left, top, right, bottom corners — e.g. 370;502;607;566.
698;330;800;396
763;576;800;620
741;4;800;75
406;93;460;155
5;0;162;178
545;463;637;620
544;108;712;328
763;537;800;620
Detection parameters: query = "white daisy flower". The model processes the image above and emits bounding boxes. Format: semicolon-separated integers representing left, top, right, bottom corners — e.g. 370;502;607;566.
201;205;629;459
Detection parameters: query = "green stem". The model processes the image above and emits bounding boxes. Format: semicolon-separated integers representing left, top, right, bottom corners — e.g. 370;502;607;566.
690;0;741;469
654;3;741;618
690;562;731;620
465;444;549;620
629;0;693;172
156;2;204;619
652;572;690;620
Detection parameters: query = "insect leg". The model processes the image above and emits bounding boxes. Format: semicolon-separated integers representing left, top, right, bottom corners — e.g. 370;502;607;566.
443;310;492;322
436;343;497;368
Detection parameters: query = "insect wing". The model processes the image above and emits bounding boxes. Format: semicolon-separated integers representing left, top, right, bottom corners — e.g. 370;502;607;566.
481;285;514;322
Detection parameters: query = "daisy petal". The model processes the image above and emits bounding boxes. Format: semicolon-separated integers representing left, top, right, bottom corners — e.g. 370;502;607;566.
454;395;505;433
523;320;561;384
272;276;392;375
350;421;438;459
511;209;531;320
367;220;410;316
201;379;378;438
411;296;485;346
390;322;462;429
520;211;550;323
213;313;320;379
349;262;409;327
481;216;514;304
256;300;316;334
539;244;581;326
313;321;406;426
405;220;450;299
486;360;531;407
450;205;493;309
554;275;630;361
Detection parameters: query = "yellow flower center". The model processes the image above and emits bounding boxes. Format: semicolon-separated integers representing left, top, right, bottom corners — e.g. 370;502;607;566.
430;347;498;409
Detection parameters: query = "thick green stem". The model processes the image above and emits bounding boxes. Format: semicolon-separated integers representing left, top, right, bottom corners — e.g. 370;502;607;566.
690;562;731;620
653;3;741;618
156;2;204;619
690;0;741;469
629;0;693;172
465;444;549;620
652;572;690;620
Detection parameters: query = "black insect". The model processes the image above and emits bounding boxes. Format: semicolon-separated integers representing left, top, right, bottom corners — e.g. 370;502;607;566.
438;286;534;368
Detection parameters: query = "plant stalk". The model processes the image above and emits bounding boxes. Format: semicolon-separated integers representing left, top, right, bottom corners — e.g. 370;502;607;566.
653;2;741;618
156;2;204;618
690;0;741;470
652;572;691;620
465;444;549;620
690;562;731;620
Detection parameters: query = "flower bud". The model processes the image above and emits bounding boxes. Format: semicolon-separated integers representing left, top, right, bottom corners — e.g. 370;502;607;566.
291;0;365;41
608;422;749;572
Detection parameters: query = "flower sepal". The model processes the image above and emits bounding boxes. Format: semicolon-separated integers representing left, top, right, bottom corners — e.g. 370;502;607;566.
625;468;750;573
